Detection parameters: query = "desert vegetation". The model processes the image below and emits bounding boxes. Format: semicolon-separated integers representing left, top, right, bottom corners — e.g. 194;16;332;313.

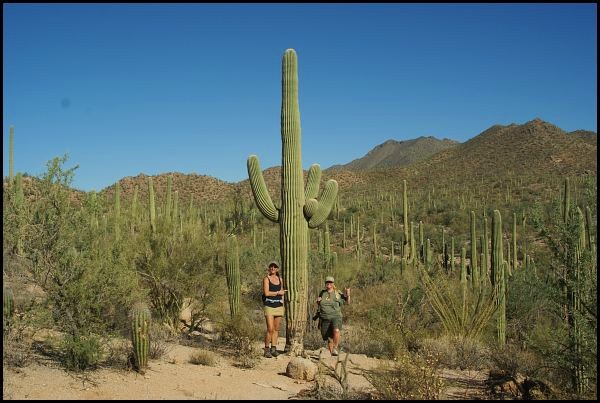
3;50;597;400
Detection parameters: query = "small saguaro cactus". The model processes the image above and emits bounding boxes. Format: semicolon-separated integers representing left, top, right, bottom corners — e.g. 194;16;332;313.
247;49;338;355
225;234;241;318
130;302;151;374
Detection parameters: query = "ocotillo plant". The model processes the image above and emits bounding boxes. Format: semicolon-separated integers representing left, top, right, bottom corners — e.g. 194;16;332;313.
247;49;338;355
130;302;151;374
225;234;241;318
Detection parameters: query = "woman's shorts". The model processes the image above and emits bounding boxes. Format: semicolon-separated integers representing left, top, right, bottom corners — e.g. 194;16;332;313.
263;305;284;317
320;317;343;340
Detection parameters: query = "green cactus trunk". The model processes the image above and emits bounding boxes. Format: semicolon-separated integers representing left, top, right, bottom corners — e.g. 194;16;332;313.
148;177;156;234
512;212;518;271
482;215;489;283
470;211;479;288
114;182;121;242
403;179;410;259
130;303;150;374
563;177;570;223
247;49;338;355
491;210;505;347
165;175;173;223
225;235;241;318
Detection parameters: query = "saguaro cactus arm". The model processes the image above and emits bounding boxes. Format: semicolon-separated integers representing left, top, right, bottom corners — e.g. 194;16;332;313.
308;179;339;228
247;155;279;222
304;164;322;199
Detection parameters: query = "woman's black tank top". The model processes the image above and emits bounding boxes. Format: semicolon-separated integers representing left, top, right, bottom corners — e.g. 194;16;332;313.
263;276;283;307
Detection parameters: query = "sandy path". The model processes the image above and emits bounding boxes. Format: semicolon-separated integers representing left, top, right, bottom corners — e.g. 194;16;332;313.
3;338;383;400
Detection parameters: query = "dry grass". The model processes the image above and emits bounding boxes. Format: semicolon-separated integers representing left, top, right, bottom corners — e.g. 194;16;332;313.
189;349;217;366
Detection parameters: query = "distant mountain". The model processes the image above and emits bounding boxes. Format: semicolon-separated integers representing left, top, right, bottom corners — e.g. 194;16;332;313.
328;136;459;171
386;118;597;186
568;129;597;146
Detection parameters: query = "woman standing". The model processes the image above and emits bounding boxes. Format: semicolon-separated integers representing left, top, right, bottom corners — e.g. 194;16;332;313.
316;276;350;356
262;261;285;358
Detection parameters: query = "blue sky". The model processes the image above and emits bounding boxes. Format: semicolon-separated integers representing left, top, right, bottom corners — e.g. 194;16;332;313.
3;3;597;191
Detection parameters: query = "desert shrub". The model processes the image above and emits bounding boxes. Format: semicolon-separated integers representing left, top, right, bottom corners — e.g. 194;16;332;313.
135;227;223;331
220;314;262;368
103;338;131;369
24;156;145;353
421;336;490;370
364;349;444;400
61;334;104;371
148;323;175;360
189;349;217;366
490;343;541;378
3;321;33;368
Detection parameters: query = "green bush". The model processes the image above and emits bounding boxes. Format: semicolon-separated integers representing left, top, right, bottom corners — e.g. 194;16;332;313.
61;334;104;371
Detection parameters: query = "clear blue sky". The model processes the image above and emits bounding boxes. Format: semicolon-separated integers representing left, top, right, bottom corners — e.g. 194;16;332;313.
3;4;597;191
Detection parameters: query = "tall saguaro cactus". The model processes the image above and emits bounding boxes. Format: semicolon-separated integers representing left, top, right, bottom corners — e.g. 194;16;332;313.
247;49;338;355
491;209;505;347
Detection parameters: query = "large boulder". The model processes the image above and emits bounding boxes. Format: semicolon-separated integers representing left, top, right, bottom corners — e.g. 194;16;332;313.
286;357;318;381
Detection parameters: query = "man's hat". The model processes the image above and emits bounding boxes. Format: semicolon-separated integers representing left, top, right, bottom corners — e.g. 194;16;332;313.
325;276;335;283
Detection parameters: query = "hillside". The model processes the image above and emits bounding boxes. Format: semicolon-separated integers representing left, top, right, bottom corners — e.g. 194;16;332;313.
356;118;597;193
329;136;459;171
99;172;237;208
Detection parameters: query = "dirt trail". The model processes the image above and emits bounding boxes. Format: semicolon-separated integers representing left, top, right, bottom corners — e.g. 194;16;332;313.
3;338;384;400
438;368;490;400
4;334;491;400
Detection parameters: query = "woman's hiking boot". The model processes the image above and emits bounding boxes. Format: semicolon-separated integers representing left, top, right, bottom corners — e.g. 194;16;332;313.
263;348;273;358
270;347;279;357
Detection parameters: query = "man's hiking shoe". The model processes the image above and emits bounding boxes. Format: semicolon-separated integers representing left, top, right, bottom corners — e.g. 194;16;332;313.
264;348;273;358
270;347;280;357
331;348;339;356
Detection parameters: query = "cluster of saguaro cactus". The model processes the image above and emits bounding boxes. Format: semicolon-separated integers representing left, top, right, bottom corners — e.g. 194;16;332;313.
225;234;240;318
247;49;338;355
130;302;151;374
